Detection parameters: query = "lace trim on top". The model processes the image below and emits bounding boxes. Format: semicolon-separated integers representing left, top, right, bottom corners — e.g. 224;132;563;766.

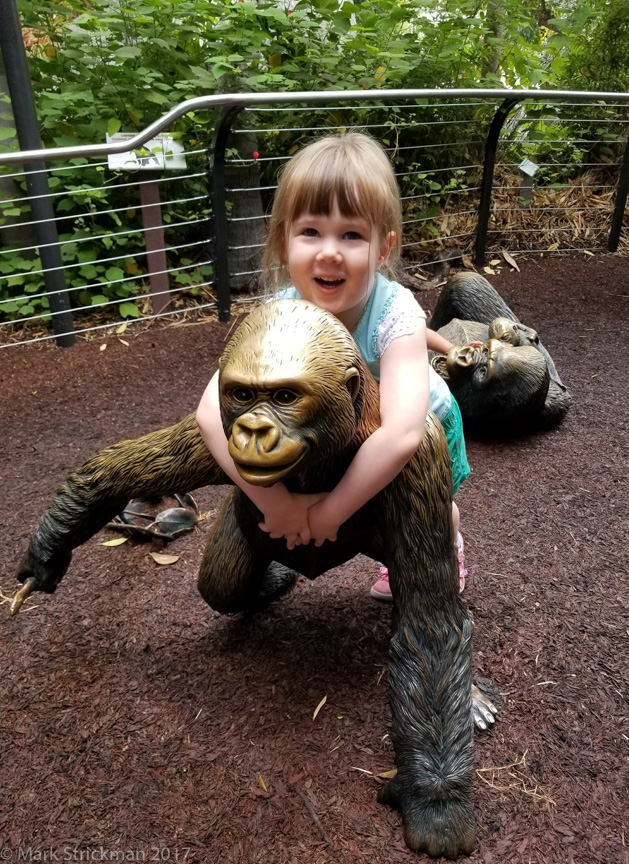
377;284;426;357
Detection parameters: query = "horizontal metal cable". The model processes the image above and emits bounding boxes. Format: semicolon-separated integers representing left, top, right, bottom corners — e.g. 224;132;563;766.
2;277;217;327
497;183;616;192
0;216;211;255
0;297;223;349
0;146;211;182
228;213;269;223
0;257;215;306
499;160;620;169
403;231;473;247
492;204;615;212
397;163;482;177
403;210;477;224
0;258;214;310
245;101;492;113
1;171;208;206
230;267;262;278
401;186;481;201
486;226;606;234
1;193;209;231
18;239;210;278
228;242;264;252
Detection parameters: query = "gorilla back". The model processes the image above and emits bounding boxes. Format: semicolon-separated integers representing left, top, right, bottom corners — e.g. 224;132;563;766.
13;300;475;859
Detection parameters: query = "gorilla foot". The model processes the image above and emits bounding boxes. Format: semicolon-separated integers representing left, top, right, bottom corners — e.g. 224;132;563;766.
247;563;299;612
472;683;498;731
378;774;475;859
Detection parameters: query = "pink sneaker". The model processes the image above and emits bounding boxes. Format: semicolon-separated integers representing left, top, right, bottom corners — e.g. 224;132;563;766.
456;532;467;592
370;566;393;601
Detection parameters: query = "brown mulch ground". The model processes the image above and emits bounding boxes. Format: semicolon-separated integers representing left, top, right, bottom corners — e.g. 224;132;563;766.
1;255;628;864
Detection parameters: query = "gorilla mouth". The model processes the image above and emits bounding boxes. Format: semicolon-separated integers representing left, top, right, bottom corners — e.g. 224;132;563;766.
234;455;304;486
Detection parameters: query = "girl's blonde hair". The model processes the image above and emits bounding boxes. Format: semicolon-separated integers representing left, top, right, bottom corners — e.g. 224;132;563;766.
263;132;402;290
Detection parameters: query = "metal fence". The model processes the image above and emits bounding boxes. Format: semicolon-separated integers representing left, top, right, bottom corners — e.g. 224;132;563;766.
1;88;628;349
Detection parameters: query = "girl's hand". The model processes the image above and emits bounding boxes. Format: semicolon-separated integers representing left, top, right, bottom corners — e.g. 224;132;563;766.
258;493;327;550
306;498;342;547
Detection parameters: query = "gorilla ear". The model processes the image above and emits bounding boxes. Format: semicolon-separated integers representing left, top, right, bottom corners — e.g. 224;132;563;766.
344;368;361;401
431;355;450;380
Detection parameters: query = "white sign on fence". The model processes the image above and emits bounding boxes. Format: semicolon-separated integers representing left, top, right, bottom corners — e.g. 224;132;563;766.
106;134;187;171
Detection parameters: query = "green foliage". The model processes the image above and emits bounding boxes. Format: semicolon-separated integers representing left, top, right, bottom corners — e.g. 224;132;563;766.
1;0;627;323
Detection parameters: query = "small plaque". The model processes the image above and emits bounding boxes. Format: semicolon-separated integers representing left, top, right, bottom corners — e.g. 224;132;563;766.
518;157;539;177
106;134;187;171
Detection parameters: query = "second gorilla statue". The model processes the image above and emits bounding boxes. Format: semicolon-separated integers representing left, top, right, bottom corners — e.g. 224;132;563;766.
12;299;476;859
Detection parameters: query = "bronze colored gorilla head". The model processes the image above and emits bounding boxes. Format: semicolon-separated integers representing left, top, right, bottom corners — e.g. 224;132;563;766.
433;338;550;433
429;272;570;436
218;300;372;485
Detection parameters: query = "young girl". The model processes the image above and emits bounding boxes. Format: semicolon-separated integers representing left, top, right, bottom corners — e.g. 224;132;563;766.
196;132;469;599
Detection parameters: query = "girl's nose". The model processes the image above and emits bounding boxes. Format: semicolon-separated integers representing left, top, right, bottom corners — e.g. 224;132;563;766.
316;238;342;261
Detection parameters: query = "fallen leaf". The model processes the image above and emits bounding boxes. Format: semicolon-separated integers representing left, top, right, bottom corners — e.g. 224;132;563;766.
101;537;128;547
375;769;397;779
502;249;520;272
547;242;559;251
489;258;501;266
118;338;129;346
462;255;475;270
100;344;107;351
116;322;128;335
258;774;267;791
313;695;327;720
483;266;495;275
149;552;180;565
582;250;594;256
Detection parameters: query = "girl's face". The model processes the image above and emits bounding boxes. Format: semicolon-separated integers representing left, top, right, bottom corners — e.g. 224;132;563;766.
284;201;395;331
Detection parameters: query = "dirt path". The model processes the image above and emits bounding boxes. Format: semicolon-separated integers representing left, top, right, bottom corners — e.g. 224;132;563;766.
1;255;627;864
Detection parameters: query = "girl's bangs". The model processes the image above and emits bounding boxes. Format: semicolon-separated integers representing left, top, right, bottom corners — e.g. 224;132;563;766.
286;160;386;226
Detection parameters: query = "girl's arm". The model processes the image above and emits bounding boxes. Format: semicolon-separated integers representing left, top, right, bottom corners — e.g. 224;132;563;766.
196;372;323;549
307;320;430;546
427;328;454;354
427;327;483;353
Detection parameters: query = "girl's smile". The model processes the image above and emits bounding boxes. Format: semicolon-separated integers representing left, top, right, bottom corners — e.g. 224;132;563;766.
285;202;394;330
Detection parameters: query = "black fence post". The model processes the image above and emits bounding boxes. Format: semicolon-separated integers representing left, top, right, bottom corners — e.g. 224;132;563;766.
608;135;629;253
475;97;523;266
209;105;244;321
0;0;75;346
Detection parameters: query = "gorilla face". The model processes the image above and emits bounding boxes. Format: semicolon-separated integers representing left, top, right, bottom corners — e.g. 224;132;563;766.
219;300;365;486
487;317;540;348
437;339;550;432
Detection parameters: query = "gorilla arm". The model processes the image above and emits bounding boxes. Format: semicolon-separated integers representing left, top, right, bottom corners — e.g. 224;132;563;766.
196;372;324;549
12;413;228;613
307;326;429;546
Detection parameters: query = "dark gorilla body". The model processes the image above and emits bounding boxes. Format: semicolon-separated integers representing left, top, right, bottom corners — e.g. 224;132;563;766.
429;272;571;436
13;300;475;859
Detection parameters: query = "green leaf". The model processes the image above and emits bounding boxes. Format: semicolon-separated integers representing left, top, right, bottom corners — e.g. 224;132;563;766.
119;301;140;318
105;266;124;282
91;295;109;306
115;46;141;60
107;118;122;136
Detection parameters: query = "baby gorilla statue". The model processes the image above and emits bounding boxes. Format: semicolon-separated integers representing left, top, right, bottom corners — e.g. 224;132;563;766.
429;272;571;436
12;300;479;859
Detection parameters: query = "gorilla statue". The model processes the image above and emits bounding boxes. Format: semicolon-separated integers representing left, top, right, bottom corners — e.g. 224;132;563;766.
428;272;571;436
12;299;479;859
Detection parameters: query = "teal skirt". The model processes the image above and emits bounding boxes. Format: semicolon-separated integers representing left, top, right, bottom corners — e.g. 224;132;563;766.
440;396;470;494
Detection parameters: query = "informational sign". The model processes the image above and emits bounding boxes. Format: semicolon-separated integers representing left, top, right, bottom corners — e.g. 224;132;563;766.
106;133;187;171
518;157;539;177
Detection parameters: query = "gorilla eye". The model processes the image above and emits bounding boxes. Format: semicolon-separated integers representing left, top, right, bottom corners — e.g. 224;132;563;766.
273;389;298;406
231;387;254;403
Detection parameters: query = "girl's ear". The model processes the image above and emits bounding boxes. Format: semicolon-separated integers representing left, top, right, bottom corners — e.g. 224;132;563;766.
377;231;396;266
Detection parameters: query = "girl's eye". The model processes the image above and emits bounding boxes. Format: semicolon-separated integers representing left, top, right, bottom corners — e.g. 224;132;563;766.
344;231;362;240
302;227;318;237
